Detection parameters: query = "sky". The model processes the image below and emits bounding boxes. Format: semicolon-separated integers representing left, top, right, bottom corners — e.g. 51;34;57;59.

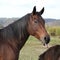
0;0;60;19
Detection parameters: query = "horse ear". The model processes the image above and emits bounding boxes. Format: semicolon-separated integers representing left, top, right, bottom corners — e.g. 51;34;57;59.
39;7;44;15
32;6;36;15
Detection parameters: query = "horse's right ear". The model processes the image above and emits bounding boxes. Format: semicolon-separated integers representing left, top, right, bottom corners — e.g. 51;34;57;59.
39;7;44;15
32;6;36;15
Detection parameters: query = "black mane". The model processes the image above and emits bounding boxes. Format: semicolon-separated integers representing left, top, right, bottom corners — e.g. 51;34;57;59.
0;14;30;50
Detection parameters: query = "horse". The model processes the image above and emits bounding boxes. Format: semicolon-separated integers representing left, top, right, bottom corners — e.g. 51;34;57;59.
0;6;50;60
39;45;60;60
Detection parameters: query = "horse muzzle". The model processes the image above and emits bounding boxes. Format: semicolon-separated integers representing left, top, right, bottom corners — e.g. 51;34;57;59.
40;36;50;46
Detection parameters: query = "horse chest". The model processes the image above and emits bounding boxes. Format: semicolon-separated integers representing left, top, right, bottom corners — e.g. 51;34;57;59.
0;43;19;60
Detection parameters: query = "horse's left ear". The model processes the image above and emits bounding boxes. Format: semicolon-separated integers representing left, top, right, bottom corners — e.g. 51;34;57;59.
32;6;36;15
39;7;44;15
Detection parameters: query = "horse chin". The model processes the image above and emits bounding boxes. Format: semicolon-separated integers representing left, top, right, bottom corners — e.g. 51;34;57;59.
39;39;48;47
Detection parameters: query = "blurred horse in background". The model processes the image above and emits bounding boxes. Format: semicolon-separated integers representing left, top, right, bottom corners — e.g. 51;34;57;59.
39;45;60;60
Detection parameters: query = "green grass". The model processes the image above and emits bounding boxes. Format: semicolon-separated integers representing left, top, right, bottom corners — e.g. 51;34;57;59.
46;26;60;36
19;36;60;60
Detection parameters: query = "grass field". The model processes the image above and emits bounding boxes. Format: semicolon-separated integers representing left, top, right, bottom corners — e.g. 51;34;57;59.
19;36;60;60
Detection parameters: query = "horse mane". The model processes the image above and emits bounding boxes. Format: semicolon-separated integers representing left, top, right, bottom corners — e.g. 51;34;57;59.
0;14;30;48
11;14;30;39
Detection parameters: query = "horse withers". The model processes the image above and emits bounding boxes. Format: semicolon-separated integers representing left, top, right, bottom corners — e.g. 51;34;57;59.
39;45;60;60
0;6;50;60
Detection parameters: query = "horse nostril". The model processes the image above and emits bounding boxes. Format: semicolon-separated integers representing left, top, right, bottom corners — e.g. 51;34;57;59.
44;36;50;44
44;37;46;40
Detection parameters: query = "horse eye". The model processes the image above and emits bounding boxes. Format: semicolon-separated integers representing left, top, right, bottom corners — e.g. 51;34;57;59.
34;20;38;23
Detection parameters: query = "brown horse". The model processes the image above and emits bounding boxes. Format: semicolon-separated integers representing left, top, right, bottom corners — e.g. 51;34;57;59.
0;6;50;60
39;45;60;60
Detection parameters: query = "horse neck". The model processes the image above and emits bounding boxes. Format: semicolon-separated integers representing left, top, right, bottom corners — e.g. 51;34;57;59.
12;14;30;50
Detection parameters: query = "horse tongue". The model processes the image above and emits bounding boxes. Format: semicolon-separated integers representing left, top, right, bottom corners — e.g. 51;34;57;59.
45;44;49;48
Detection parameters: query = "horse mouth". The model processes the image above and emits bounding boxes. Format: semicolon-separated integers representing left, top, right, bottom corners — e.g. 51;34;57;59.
39;39;49;47
39;36;50;46
40;39;46;45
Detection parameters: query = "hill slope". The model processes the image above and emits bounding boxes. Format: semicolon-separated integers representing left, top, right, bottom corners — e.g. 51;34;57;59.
0;18;60;28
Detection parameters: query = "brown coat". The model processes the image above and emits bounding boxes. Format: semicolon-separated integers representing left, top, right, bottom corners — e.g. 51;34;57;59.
39;45;60;60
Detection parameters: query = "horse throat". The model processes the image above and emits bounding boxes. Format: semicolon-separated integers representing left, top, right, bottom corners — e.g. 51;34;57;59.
18;29;29;50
